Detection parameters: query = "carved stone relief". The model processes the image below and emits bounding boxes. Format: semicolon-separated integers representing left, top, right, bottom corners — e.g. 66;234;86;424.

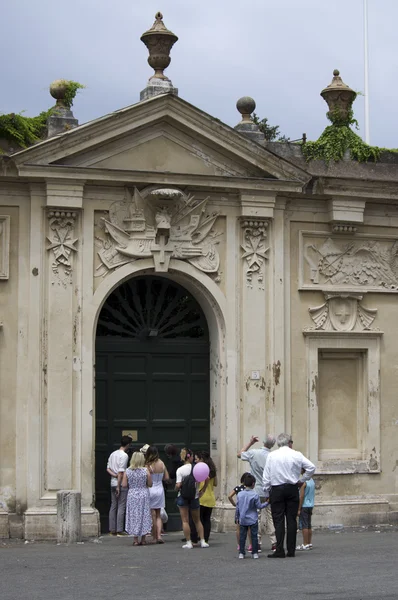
94;187;222;278
305;292;378;332
300;231;398;292
241;219;269;290
0;215;10;279
46;210;78;285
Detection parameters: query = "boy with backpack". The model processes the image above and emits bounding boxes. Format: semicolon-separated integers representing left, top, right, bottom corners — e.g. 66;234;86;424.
175;448;209;549
236;473;268;559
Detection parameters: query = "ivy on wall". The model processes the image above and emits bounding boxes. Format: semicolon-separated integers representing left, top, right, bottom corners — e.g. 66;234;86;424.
0;110;53;149
0;80;84;152
301;99;393;163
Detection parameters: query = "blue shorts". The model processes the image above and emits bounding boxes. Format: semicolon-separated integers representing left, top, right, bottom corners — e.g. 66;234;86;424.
176;496;200;510
299;507;313;530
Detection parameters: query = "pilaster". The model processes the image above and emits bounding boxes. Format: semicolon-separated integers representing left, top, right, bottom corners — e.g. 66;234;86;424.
41;181;84;498
269;199;288;436
239;217;270;444
43;208;80;492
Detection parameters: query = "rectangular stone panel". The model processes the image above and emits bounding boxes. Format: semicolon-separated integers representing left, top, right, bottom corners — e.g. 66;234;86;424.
318;351;363;458
299;230;398;292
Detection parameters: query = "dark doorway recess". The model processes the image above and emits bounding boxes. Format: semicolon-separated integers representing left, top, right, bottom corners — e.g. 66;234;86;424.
95;275;210;532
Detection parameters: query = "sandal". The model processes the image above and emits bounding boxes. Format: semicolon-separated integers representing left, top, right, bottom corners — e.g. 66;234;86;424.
133;541;139;546
156;539;165;544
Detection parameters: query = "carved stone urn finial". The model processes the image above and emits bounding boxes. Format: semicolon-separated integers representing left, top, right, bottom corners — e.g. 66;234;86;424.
47;79;78;138
49;79;69;109
140;12;178;81
321;69;357;123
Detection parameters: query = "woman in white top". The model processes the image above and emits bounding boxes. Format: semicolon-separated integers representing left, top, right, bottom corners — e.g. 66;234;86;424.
145;445;169;544
175;448;209;549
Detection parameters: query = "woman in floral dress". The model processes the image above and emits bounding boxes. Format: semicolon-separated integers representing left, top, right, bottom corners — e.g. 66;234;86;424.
122;451;152;545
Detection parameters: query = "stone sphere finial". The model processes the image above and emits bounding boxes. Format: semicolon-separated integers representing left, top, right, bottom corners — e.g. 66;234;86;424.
140;13;178;81
321;69;356;123
236;96;256;123
49;79;69;108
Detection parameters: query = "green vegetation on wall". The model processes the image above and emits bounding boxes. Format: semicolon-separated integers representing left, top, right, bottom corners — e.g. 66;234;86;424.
302;99;383;163
63;81;85;109
0;110;53;149
0;80;84;152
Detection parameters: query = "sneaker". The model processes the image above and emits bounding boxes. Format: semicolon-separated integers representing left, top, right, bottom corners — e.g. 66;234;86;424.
302;544;311;550
247;545;252;552
296;544;305;550
271;544;277;552
252;553;259;559
200;540;209;548
182;541;193;549
307;543;313;549
238;553;245;559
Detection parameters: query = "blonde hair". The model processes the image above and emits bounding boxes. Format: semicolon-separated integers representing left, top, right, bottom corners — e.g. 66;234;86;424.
180;447;193;463
129;451;145;469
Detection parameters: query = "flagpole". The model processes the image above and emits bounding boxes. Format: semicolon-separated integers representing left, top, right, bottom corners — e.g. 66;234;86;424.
364;0;370;143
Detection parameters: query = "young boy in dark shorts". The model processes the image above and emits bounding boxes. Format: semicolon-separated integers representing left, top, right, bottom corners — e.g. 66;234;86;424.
297;468;315;550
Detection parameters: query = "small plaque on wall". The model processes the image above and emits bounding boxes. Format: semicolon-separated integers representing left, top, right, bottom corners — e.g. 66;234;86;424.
0;216;10;280
122;430;138;441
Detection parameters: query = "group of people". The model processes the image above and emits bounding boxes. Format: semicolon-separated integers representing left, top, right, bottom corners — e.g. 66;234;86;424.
106;431;316;557
106;437;217;548
234;432;315;558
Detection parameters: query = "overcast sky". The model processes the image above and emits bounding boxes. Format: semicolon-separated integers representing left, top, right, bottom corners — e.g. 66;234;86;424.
1;0;397;147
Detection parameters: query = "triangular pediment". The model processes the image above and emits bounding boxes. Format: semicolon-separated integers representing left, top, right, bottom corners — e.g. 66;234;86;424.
10;94;310;184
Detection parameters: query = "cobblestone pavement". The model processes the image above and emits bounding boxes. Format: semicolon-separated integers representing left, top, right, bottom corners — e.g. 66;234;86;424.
0;526;397;600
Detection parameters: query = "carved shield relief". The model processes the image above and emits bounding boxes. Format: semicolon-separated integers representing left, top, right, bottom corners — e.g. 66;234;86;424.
328;296;357;332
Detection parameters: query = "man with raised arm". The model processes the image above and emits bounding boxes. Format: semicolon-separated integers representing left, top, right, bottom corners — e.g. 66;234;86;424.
262;433;315;558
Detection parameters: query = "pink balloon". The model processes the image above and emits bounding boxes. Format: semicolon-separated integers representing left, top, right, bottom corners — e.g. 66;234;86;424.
193;462;210;483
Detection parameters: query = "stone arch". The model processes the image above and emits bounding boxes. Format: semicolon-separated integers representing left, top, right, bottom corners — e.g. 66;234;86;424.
81;259;228;512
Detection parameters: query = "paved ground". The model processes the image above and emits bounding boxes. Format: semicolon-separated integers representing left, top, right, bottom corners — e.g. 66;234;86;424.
0;526;397;600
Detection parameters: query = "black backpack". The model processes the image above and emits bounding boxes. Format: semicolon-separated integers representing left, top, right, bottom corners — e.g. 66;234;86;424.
180;465;196;500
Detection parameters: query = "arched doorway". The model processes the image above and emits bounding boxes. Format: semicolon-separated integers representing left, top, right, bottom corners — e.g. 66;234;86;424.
95;275;210;531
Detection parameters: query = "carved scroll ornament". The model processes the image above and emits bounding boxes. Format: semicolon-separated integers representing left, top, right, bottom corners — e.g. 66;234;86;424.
305;292;377;332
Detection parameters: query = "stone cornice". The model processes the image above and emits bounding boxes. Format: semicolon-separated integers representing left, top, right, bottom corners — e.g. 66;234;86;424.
313;175;398;200
16;164;305;193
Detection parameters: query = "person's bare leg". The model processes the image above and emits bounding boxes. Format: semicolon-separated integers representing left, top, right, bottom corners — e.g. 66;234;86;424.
151;509;156;540
179;506;191;541
191;509;205;541
155;508;163;541
302;528;310;545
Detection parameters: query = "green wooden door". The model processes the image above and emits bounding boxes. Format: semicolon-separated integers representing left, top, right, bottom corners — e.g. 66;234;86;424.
95;276;210;532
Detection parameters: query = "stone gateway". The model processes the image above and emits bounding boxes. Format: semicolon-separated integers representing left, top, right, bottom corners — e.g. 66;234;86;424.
0;14;397;538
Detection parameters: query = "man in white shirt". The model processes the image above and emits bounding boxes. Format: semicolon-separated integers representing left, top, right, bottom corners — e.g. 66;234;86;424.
238;434;277;551
263;432;315;558
106;435;131;535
